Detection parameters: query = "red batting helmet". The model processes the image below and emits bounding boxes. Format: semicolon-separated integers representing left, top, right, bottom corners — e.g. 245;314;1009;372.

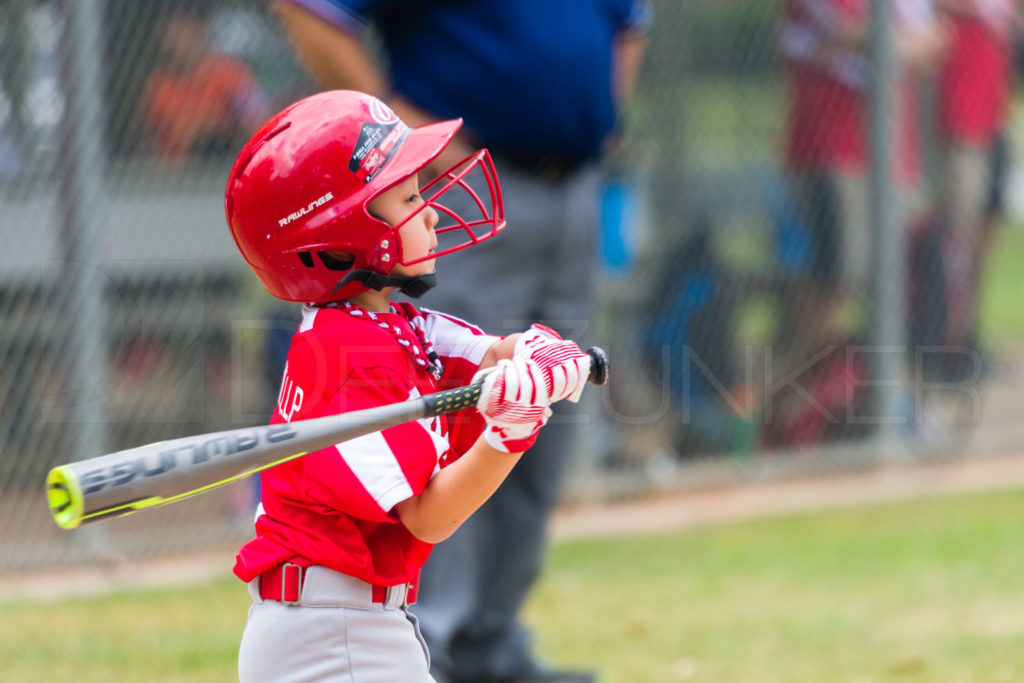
224;90;505;302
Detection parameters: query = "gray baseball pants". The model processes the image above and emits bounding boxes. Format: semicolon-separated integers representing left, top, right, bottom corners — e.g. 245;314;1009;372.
238;566;434;683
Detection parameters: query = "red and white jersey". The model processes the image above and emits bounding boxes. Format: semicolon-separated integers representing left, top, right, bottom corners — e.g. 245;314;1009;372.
233;302;499;591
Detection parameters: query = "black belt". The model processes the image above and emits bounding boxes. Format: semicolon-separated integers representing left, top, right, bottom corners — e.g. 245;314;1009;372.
488;149;588;183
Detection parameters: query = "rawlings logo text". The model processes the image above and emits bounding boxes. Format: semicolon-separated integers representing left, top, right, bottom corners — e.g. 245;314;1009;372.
278;192;334;227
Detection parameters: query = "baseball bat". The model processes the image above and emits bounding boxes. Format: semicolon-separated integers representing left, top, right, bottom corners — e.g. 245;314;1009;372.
47;347;609;530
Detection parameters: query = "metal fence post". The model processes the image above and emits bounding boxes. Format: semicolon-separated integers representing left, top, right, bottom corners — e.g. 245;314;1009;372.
57;0;110;553
868;0;907;450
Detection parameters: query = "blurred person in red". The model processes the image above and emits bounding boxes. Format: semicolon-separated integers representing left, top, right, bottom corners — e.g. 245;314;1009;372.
140;8;269;166
932;0;1019;362
769;0;945;447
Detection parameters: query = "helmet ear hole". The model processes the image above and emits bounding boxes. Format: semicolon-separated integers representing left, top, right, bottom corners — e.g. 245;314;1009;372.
296;251;355;271
317;251;355;271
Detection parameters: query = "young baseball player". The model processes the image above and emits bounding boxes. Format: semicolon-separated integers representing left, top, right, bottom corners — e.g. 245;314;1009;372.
224;90;592;682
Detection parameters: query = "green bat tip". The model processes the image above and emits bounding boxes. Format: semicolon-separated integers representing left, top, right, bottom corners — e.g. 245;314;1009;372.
46;466;83;530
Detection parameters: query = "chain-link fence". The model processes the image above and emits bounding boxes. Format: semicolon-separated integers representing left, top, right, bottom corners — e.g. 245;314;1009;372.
596;0;1016;493
0;0;318;569
1;0;1019;570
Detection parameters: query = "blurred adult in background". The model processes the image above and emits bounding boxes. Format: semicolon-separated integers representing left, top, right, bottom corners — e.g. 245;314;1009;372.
931;0;1020;370
271;1;649;681
140;8;269;166
769;0;945;448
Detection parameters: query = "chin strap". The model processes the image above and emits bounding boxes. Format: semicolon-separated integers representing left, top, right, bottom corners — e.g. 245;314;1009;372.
332;270;437;298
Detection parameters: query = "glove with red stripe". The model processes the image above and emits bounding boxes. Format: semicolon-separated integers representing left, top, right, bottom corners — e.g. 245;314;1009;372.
474;357;552;453
514;324;591;404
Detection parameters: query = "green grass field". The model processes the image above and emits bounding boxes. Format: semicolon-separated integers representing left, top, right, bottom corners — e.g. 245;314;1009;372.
980;220;1024;346
4;486;1024;682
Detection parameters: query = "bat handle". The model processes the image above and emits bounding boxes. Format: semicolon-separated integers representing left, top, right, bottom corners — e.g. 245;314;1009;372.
423;346;609;418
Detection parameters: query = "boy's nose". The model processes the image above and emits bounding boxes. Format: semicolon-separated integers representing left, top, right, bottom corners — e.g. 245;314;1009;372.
425;206;440;230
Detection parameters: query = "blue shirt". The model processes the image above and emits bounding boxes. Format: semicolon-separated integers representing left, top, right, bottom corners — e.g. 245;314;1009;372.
287;0;650;164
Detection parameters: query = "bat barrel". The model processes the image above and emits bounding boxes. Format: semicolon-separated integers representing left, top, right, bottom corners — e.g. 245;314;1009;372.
44;399;432;529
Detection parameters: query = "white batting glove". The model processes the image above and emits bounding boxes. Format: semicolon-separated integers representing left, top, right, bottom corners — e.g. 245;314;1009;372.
514;324;591;403
474;357;552;453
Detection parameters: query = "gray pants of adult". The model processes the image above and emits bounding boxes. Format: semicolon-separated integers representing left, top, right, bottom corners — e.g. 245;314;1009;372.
410;162;602;679
238;567;433;683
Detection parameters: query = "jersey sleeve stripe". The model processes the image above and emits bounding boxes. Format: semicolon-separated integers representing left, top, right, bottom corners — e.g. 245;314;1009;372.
416;416;451;456
334;432;415;512
420;309;500;364
419;306;484;334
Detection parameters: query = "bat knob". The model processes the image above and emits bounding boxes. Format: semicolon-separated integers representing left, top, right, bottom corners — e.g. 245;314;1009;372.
586;346;610;386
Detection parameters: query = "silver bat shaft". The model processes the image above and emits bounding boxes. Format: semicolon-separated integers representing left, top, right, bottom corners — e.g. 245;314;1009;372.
47;347;609;529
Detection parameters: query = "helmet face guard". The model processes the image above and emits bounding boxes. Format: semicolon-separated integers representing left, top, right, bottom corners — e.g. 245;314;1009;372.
225;90;506;303
387;149;505;268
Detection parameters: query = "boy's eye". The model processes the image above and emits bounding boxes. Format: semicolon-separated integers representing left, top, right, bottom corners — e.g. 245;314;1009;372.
408;193;422;203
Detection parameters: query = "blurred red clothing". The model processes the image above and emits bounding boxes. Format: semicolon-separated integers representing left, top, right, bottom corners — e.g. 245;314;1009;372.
780;0;931;185
142;53;265;164
938;0;1016;145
